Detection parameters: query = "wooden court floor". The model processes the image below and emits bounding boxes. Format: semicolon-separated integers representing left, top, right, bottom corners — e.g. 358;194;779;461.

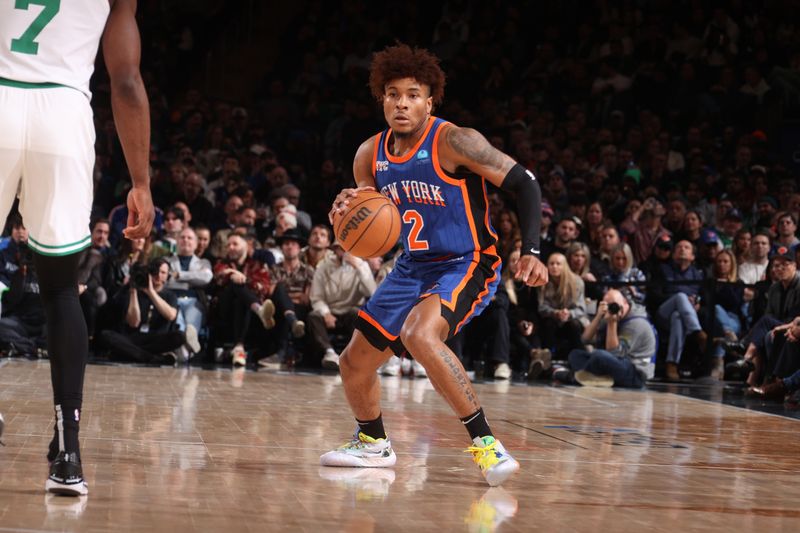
1;359;799;532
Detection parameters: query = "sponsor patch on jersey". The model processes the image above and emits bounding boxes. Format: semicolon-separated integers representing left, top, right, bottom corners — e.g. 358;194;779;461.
416;149;429;160
376;161;389;172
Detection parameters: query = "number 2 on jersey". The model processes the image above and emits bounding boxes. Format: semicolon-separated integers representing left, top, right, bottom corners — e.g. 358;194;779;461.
10;0;60;56
402;210;429;251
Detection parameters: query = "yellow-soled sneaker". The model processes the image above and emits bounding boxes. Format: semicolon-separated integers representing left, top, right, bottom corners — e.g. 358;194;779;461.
466;436;519;487
320;431;396;467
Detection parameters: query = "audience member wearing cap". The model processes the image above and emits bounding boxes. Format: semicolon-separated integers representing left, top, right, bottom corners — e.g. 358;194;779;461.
755;196;779;230
259;228;315;368
639;233;674;275
736;245;800;388
696;229;722;274
717;208;744;249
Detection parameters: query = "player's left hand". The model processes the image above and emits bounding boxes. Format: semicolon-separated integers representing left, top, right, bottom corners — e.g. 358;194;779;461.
515;254;548;287
123;185;155;240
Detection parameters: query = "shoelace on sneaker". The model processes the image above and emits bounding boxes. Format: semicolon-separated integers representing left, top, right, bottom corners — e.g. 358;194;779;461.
465;436;501;471
339;431;382;450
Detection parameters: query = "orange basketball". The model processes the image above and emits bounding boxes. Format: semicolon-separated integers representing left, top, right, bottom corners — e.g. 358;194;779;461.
333;190;401;258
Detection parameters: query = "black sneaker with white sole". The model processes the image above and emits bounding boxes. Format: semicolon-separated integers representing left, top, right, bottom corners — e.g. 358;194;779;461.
46;452;88;496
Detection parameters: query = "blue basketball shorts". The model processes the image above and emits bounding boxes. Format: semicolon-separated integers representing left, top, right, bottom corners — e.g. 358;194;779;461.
355;249;501;354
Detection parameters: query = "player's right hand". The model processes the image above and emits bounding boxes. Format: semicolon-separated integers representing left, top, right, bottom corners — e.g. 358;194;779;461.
123;185;155;240
515;254;548;287
328;186;375;224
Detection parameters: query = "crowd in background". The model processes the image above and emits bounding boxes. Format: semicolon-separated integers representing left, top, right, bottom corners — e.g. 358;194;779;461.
2;1;800;404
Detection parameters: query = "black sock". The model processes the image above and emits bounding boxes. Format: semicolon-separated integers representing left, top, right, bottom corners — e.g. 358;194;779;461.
54;405;81;458
461;407;493;441
356;413;386;440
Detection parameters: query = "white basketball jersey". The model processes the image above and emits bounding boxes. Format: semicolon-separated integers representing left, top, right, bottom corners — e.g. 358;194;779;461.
0;0;110;98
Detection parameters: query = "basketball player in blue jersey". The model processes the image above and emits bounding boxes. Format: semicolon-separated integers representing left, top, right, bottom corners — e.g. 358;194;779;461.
0;0;154;495
322;44;548;487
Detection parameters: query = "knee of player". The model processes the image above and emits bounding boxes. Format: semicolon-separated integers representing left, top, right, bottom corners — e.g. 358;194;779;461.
399;325;435;354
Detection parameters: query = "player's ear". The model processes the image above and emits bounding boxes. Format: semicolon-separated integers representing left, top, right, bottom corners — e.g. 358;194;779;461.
426;96;433;115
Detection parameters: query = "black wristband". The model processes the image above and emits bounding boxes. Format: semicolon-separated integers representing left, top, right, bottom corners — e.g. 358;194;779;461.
499;163;542;256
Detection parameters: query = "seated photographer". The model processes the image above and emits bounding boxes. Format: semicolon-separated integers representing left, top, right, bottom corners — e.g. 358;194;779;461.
165;227;212;349
562;289;656;388
0;217;46;356
98;258;196;364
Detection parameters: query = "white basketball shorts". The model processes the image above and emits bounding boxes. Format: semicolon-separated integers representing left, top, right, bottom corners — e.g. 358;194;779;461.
0;83;94;255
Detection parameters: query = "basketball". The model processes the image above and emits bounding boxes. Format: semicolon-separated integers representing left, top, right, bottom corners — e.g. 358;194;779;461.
333;190;401;258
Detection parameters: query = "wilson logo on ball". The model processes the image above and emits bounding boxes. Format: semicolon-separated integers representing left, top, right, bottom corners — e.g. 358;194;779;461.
338;206;372;242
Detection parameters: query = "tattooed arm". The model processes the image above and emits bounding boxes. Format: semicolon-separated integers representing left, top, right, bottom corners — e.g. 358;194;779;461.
439;124;548;286
438;125;517;186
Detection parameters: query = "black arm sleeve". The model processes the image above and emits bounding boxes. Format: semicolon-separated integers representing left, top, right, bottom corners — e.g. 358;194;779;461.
500;163;542;256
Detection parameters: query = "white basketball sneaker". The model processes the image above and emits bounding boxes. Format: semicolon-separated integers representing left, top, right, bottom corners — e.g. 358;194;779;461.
320;431;397;467
465;436;520;487
379;355;402;376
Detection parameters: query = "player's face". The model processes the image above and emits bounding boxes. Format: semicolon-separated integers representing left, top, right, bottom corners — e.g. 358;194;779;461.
383;78;432;136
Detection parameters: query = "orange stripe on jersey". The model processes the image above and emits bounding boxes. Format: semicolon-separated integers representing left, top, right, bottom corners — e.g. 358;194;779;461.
432;126;481;249
358;310;398;341
370;133;381;178
384;117;436;164
482;183;498;240
431;123;461;186
432;122;484;311
455;254;502;333
441;251;480;311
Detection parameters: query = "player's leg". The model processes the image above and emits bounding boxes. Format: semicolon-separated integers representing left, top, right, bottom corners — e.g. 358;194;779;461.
339;329;393;421
401;296;481;416
401;295;519;486
320;330;396;467
20;87;94;496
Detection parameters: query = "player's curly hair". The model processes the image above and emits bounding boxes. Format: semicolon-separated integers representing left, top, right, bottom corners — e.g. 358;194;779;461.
369;43;446;106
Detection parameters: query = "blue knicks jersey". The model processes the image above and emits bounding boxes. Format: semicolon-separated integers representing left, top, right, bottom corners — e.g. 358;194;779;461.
373;117;498;261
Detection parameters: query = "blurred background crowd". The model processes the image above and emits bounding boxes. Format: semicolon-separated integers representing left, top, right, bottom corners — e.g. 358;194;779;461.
2;0;800;404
